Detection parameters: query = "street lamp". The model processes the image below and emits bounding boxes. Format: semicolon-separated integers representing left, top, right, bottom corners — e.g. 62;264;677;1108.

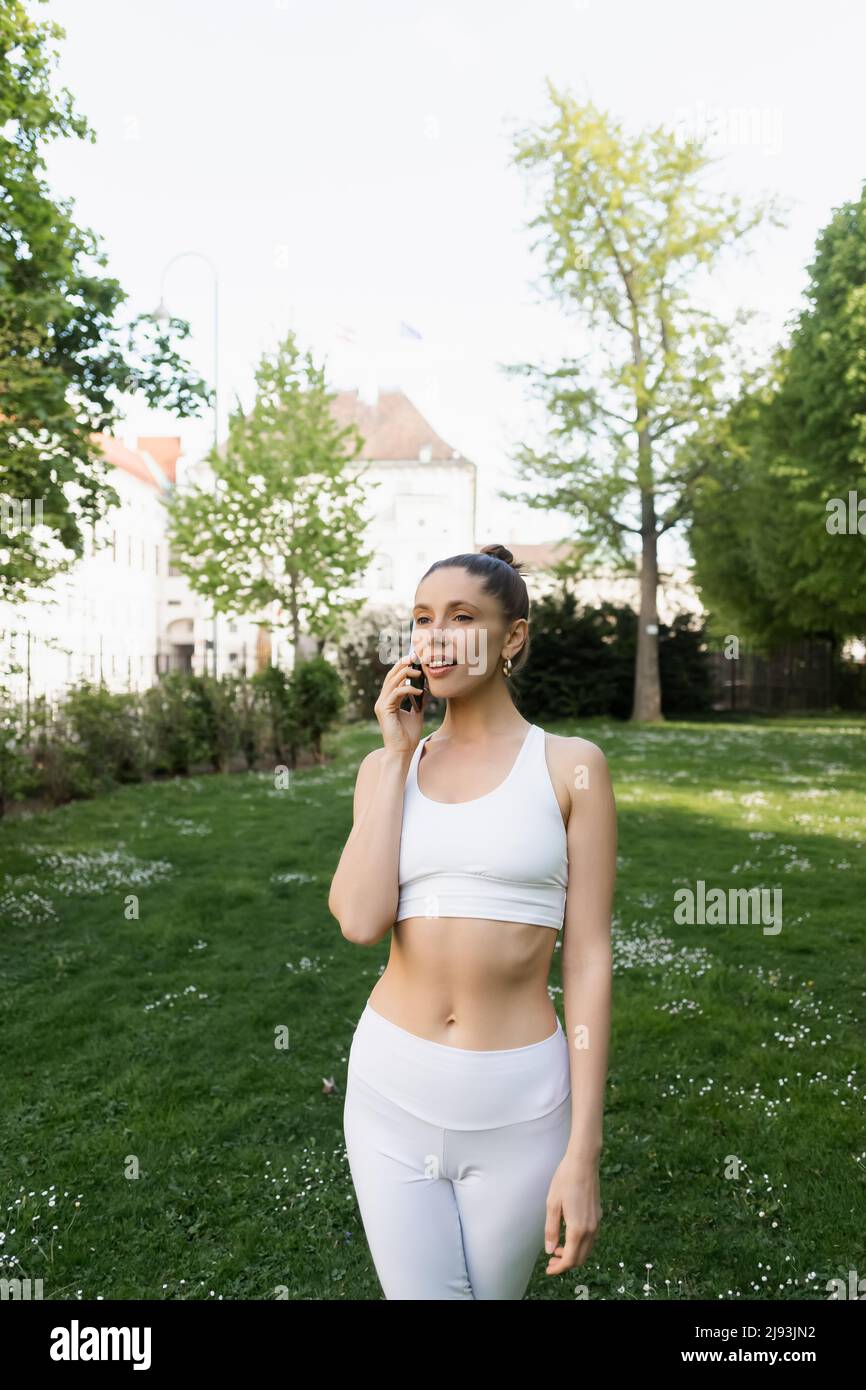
153;251;220;677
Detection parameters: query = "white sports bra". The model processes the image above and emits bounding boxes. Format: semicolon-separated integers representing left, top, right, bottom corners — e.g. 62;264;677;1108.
396;723;569;931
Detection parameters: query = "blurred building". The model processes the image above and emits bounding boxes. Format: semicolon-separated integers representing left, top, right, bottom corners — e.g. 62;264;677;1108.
0;434;264;706
330;386;476;585
0;387;480;702
0;384;704;705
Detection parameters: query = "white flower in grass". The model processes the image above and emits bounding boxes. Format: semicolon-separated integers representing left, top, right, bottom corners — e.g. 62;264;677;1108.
21;846;174;895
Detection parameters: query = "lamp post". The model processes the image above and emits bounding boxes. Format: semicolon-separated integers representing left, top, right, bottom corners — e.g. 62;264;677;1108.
153;251;220;677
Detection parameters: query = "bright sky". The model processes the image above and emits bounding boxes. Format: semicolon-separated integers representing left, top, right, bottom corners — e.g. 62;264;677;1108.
42;0;866;556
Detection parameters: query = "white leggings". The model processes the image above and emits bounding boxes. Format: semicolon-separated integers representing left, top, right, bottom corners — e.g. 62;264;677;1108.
343;1001;572;1300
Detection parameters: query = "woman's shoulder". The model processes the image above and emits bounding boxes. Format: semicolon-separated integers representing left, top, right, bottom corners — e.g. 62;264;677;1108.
540;729;612;806
540;727;609;764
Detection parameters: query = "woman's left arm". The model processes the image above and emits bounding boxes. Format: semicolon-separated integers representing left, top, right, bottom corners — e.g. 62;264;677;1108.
545;735;616;1277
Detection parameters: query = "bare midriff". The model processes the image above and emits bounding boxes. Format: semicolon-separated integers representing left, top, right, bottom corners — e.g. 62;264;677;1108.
366;915;560;1050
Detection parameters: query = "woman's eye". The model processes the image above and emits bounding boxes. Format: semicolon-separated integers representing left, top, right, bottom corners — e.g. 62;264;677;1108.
414;615;472;624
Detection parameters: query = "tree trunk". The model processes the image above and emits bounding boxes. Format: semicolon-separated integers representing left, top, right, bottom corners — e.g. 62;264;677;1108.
630;315;664;723
289;576;301;669
631;510;663;721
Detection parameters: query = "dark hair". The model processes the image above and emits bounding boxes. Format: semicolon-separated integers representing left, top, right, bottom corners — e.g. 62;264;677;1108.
421;543;531;675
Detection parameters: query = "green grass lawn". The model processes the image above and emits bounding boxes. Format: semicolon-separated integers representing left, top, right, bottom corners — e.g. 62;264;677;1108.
1;715;864;1300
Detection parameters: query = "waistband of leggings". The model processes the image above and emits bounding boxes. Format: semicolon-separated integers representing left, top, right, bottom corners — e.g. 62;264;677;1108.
361;1000;563;1062
346;1000;571;1128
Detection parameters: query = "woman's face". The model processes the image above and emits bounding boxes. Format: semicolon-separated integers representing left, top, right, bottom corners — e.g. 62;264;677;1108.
411;568;521;692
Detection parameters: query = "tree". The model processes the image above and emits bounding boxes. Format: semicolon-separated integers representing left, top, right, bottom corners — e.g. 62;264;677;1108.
504;84;783;720
0;0;209;604
166;328;375;658
689;184;866;645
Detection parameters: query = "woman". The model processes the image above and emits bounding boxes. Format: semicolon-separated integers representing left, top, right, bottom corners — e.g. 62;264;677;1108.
328;544;616;1300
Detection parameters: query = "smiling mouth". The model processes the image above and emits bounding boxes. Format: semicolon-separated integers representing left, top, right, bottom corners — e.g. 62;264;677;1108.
426;661;457;672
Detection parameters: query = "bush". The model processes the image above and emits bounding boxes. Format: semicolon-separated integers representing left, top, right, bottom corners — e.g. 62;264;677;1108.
659;613;714;716
511;592;635;721
187;673;239;772
141;673;208;775
225;672;265;770
0;701;37;816
511;591;713;721
63;681;146;788
832;654;866;711
29;696;94;805
252;664;296;766
0;652;368;812
291;654;345;762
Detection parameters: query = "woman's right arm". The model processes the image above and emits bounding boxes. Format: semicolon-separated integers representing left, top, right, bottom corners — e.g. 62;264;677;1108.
327;652;428;945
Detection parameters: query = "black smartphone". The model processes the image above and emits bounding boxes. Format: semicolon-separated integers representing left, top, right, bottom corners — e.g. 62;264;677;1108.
400;652;427;712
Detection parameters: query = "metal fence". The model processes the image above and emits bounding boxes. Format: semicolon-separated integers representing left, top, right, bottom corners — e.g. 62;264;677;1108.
0;644;259;722
707;639;838;713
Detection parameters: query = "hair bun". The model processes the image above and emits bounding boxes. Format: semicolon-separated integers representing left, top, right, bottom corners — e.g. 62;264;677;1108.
480;542;521;571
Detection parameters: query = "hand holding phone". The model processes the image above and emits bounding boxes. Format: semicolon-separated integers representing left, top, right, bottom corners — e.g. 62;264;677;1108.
374;649;430;754
400;650;428;712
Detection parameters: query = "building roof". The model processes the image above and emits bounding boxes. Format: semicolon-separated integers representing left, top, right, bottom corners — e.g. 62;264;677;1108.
208;386;467;466
93;386;462;490
136;436;182;485
92;433;177;491
329;388;463;462
497;540;576;570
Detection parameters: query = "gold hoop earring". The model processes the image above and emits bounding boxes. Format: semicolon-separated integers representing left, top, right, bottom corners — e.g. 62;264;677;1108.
502;655;513;678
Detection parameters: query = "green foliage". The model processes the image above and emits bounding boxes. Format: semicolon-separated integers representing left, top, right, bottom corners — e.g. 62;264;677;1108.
187;674;240;773
831;653;866;710
29;696;93;804
0;701;35;815
0;661;348;812
165;327;375;652
224;672;265;770
63;681;146;788
658;613;715;716
511;591;635;719
504;86;784;718
690;185;866;644
291;655;345;761
141;674;208;776
251;664;297;766
509;590;713;721
507;86;776;556
0;0;209;602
